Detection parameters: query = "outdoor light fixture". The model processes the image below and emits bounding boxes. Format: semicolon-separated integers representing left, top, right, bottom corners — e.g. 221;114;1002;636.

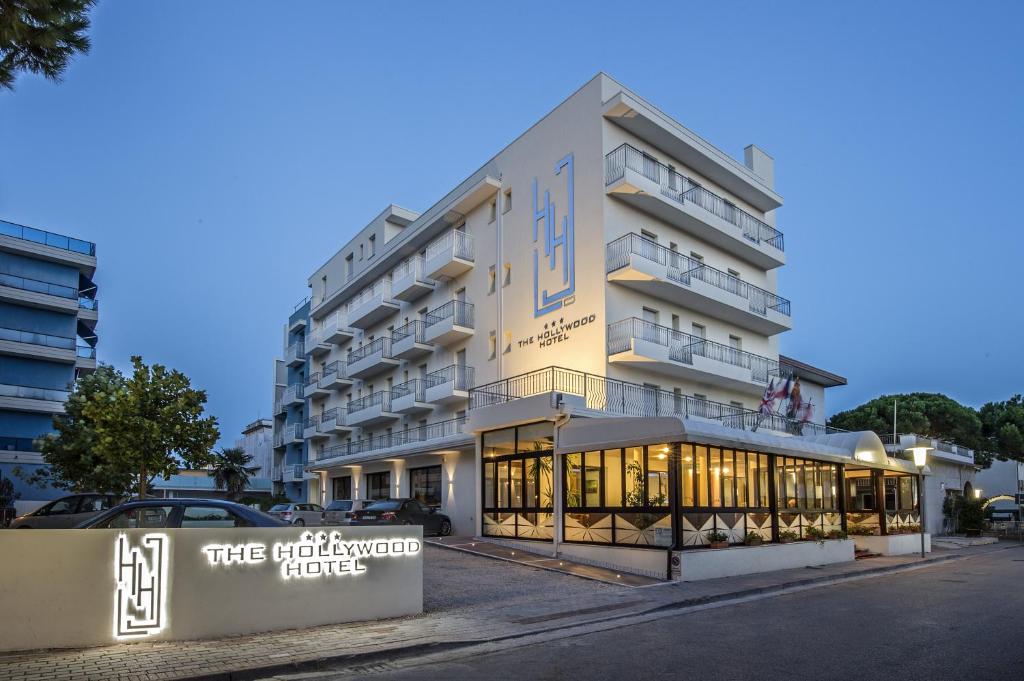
908;444;932;559
974;488;983;500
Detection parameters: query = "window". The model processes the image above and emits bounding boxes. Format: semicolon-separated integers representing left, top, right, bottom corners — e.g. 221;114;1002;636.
503;330;512;354
690;251;704;263
368;234;376;258
503;263;512;287
482;423;555;540
345;253;354;280
333;475;352;500
642;307;659;325
78;495;114;513
727;268;740;279
366;471;391;500
359;244;364;260
410;466;442;506
489;331;497;360
691;323;705;339
43;498;79;515
640;229;658;242
503;188;512;213
489;199;497;222
97;506;174;529
729;335;742;351
488;265;496;294
181;506;247;528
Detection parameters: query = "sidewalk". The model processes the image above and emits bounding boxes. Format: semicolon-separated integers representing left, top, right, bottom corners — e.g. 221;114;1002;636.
0;541;1015;681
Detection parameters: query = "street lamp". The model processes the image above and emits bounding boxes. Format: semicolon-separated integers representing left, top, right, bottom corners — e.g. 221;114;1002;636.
973;488;983;500
909;445;932;559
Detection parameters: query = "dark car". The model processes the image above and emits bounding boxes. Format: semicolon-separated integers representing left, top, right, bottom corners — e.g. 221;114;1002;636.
76;499;287;529
349;498;451;536
9;493;122;529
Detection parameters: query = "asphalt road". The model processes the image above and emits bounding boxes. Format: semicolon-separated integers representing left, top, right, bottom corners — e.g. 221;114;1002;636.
344;547;1024;681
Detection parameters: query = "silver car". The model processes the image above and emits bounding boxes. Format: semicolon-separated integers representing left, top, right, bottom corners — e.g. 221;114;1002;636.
9;493;120;529
267;502;323;526
323;499;373;526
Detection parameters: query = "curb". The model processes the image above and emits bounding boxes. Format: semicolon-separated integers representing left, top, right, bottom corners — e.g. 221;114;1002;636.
170;547;1011;681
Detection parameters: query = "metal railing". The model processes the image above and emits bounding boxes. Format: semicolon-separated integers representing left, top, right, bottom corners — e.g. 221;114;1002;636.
304;373;321;390
0;382;70;402
0;326;75;350
347;279;394;311
424;300;474;329
321;407;341;427
425;229;474;262
0;435;41;452
347;390;394;414
606;233;791;317
392;255;433;285
78;297;98;311
0;219;96;256
320;360;348;385
393;378;427;402
285;423;304;441
319;416;467;461
392;319;429;344
608;317;780;383
425;364;475;391
0;272;77;299
285;341;304;363
76;345;96;359
468;366;840;437
348;336;394;364
881;433;973;458
281;383;304;404
604;144;784;252
304;415;321;430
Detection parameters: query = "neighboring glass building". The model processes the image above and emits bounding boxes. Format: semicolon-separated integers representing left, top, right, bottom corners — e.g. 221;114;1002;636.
0;219;98;515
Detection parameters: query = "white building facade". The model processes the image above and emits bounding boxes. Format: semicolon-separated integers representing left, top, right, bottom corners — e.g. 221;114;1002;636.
271;74;958;577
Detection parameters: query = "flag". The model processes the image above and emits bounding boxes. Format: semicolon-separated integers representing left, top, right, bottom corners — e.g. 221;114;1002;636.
786;377;803;419
759;379;776;416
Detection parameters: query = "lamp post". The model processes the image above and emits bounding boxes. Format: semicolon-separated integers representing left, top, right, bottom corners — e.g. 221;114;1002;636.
910;445;931;559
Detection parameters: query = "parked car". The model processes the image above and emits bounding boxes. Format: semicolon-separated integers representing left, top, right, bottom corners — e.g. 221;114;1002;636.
9;493;121;529
323;499;373;526
349;498;451;536
77;499;286;529
266;503;324;526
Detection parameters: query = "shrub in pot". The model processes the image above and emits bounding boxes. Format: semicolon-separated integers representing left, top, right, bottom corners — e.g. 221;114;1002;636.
706;530;730;549
743;531;764;546
778;530;799;544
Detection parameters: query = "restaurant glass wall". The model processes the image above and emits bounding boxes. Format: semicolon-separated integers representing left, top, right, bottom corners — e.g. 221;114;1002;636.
482;423;554;540
884;473;920;532
775;456;842;538
844;468;881;534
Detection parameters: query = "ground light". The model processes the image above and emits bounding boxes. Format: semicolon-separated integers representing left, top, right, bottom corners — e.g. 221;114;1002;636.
909;445;931;558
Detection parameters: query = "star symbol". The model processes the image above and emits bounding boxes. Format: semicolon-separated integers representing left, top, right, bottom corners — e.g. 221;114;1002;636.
559;317;564;324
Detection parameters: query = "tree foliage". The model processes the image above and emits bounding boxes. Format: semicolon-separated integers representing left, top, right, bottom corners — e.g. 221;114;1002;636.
208;446;257;501
0;0;95;90
978;395;1024;463
33;356;220;498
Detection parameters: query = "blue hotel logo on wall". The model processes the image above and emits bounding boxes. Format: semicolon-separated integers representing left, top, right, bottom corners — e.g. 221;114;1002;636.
532;153;575;318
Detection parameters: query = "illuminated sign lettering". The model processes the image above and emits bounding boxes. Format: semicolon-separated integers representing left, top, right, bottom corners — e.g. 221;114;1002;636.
113;533;169;640
532;153;575;318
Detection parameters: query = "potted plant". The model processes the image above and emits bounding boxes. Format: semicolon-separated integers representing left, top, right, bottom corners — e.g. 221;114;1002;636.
827;529;848;540
778;530;799;544
847;525;875;536
743;531;764;546
706;530;730;549
804;526;827;543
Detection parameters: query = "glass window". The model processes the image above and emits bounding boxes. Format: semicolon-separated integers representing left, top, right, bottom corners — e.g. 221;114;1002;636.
332;476;352;500
648;445;669;507
181;506;245;528
497;461;509;507
46;498;79;515
604;449;623;507
710;448;722;507
525;460;538;508
565;454;582;508
538;455;553;509
680;444;694;507
98;506;174;529
517;422;554;453
821;464;833;510
759;454;770;506
898;476;915;510
483;428;516;458
584;451;601;507
722;450;735;506
410;465;442;506
366;471;391;500
510;459;523;507
624;447;644;507
735;451;748;507
484;461;495;508
696;446;709;506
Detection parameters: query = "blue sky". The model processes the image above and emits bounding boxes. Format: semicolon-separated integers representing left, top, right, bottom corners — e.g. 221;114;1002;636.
1;1;1021;443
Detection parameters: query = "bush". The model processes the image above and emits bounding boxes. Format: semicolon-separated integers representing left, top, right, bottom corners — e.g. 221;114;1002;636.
958;497;986;532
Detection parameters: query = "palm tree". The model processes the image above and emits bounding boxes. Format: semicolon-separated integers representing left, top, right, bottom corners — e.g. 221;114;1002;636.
208;447;257;501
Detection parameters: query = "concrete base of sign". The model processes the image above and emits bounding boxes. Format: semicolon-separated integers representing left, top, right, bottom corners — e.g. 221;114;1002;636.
0;526;423;652
674;539;855;582
854;533;931;556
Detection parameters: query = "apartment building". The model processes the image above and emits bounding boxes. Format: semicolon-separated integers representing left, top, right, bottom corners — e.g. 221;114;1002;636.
271;74;949;578
0;219;98;515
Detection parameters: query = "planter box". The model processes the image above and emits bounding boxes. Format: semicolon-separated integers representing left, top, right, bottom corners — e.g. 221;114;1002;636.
675;539;855;582
853;533;931;556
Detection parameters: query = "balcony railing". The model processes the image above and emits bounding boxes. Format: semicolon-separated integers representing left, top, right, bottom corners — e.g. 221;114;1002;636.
319;416;467;461
468;367;840;437
305;415;321;430
0;435;41;452
281;383;304;404
604;144;784;252
78;297;98;311
348;279;394;309
606;233;791;317
304;373;321;390
320;360;348;385
880;433;973;458
285;341;304;363
425;364;475;391
607;317;780;383
392;319;428;344
393;378;427;401
0;326;75;350
347;337;394;364
76;345;96;359
424;300;474;328
0;219;96;256
425;229;474;262
0;382;70;403
347;390;394;414
392;254;433;283
0;272;78;299
321;407;340;426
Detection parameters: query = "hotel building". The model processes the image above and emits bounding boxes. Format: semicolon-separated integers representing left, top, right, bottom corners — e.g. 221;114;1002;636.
270;74;969;578
0;219;98;515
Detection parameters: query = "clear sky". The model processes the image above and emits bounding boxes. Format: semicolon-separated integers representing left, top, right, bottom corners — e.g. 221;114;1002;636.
1;1;1021;444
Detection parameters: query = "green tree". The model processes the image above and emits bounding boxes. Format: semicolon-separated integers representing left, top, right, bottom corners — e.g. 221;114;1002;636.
0;0;95;91
35;356;220;498
0;475;18;508
978;395;1024;463
208;446;257;501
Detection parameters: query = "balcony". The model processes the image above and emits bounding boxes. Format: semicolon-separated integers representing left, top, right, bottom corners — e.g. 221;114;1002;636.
304;328;331;357
347;337;400;380
284;341;305;367
424;230;474;279
604;144;785;269
75;345;97;374
346;280;399;329
0;272;80;313
391;255;435;302
391;320;433;360
304;373;330;399
347;391;400;427
423;300;474;345
285;423;304;444
273;432;286;450
882;433;975;465
319;360;353;390
607;318;780;395
283;463;316;483
317;416;468;463
425;364;474;405
0;382;70;414
77;296;99;328
320;407;352;434
282;383;304;406
274;399;286;416
303;415;330;441
392;379;433;414
316;310;354;344
0;219;96;276
606;234;792;336
271;464;284;481
0;326;76;364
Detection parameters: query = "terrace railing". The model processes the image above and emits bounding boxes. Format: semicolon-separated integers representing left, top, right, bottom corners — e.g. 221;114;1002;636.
424;300;474;329
0;219;96;256
319;416;467;461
